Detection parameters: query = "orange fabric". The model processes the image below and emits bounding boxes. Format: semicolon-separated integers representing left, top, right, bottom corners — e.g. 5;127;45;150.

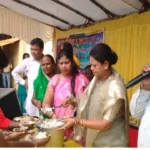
73;55;80;68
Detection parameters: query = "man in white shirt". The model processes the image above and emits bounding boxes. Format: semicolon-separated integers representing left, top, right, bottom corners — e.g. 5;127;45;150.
12;38;44;116
130;62;150;148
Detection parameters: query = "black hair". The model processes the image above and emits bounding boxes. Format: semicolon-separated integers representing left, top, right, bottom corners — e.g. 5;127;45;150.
44;54;55;65
63;42;73;53
85;65;91;70
90;43;118;67
57;49;78;97
23;53;30;59
30;37;44;49
0;47;9;69
43;54;56;74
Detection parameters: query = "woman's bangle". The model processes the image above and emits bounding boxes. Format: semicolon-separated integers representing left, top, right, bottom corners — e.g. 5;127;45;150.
74;118;86;128
74;118;79;125
79;119;85;128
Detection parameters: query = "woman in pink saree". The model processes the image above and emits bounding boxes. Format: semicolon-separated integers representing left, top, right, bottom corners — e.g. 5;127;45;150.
42;48;89;137
48;72;89;119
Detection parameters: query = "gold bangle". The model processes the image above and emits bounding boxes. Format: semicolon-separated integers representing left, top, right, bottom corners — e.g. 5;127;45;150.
74;118;79;125
82;119;84;128
81;119;85;128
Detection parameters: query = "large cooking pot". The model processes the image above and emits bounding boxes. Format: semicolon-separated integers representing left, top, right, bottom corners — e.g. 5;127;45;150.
35;119;65;147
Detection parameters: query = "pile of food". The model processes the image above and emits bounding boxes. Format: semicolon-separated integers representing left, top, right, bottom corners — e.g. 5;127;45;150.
19;134;32;141
4;115;44;141
13;126;28;132
19;131;49;141
34;132;48;139
2;115;65;147
20;116;32;122
41;107;53;113
37;119;65;129
14;116;39;123
13;116;41;128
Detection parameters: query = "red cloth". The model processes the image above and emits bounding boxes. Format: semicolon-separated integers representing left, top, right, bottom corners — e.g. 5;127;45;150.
129;126;138;147
0;108;11;129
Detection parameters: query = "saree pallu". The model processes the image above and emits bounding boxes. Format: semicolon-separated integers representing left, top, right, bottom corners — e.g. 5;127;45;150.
33;66;50;118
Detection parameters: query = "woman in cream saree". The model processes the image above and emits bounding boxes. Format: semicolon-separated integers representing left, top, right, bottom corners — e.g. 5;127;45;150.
59;43;128;147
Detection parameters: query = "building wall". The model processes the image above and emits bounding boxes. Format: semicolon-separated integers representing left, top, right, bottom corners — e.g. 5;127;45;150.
3;40;26;88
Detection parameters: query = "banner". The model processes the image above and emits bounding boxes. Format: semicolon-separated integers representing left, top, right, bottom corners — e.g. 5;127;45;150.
56;30;104;70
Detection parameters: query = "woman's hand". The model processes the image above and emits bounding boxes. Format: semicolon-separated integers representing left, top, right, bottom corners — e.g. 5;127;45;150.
32;98;42;109
36;101;42;109
57;117;75;130
45;112;58;119
41;109;57;119
61;97;70;107
61;97;77;108
51;113;57;119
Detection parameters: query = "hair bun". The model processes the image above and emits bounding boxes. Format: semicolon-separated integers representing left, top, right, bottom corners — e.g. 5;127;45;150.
110;51;118;65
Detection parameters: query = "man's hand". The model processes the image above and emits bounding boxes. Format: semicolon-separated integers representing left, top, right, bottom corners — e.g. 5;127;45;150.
24;80;28;89
141;62;150;90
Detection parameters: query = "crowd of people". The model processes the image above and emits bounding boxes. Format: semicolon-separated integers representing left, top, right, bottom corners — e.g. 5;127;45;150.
0;37;150;148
